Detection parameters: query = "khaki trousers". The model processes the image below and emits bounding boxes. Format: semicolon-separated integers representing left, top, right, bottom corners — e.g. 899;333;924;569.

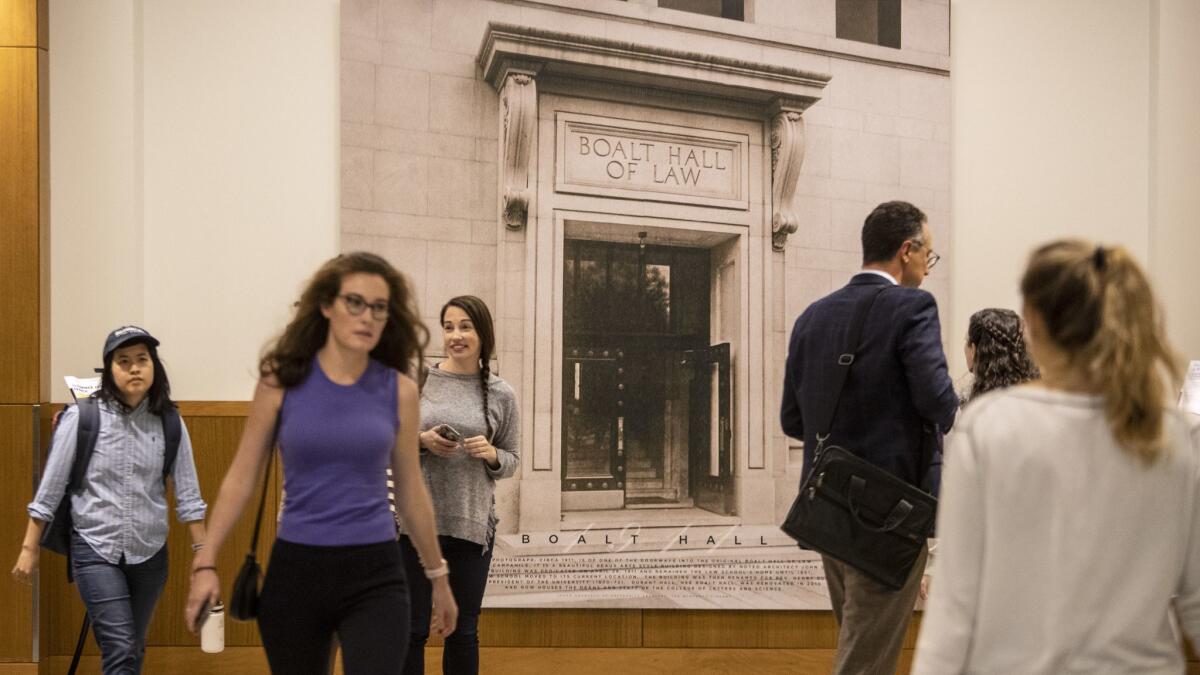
822;544;928;675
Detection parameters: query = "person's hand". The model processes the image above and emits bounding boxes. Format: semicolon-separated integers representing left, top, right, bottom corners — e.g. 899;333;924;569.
919;574;931;600
430;577;459;638
11;546;38;585
463;436;498;468
420;427;460;458
185;567;221;634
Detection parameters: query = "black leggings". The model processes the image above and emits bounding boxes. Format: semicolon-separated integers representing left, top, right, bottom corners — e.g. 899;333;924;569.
257;538;410;675
399;534;493;675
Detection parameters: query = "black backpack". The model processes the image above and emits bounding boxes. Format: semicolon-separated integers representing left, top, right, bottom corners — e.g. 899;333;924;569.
39;397;183;566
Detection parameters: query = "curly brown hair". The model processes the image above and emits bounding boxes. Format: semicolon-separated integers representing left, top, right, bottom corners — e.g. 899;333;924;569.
260;252;428;388
964;308;1039;403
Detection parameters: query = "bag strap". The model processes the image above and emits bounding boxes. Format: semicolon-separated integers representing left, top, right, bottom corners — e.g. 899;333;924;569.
67;398;101;491
812;285;889;449
161;406;182;482
247;413;282;557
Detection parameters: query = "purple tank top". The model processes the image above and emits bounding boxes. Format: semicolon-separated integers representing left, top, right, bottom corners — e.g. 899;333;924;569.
276;357;399;546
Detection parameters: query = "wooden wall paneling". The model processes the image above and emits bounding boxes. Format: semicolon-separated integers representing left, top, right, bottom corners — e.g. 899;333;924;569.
40;405;86;655
642;609;835;649
0;407;36;661
469;647;902;675
36;405;56;661
0;35;41;404
176;401;250;417
35;647;918;675
39;647;272;675
0;0;38;47
36;43;48;400
39;401;93;657
640;609;921;650
37;0;46;49
146;414;278;648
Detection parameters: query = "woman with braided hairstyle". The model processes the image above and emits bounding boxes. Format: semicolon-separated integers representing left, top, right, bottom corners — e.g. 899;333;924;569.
962;307;1040;404
921;308;1041;599
400;295;520;675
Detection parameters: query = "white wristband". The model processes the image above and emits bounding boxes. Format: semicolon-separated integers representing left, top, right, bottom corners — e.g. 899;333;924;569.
424;558;450;580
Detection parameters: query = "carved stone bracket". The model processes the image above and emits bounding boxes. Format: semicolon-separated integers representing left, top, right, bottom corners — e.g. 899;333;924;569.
769;110;806;252
500;71;537;230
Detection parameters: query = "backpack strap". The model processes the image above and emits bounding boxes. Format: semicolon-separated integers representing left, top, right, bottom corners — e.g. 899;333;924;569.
67;398;101;491
161;405;182;482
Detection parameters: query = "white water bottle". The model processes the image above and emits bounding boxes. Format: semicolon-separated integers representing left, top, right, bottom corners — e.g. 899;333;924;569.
200;601;225;653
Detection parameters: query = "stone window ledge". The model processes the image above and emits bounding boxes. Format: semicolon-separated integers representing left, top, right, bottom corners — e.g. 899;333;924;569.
478;22;831;114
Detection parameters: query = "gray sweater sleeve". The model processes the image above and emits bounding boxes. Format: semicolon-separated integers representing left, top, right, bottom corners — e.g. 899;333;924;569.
486;380;520;480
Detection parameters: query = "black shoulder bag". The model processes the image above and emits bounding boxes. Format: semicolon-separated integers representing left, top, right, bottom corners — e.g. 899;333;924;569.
229;434;277;622
780;286;937;591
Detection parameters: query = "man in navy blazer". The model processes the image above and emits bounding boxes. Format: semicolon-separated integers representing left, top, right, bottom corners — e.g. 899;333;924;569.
781;201;958;675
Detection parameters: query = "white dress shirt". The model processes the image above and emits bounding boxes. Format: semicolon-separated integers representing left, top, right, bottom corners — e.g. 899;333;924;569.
857;268;898;285
914;386;1200;674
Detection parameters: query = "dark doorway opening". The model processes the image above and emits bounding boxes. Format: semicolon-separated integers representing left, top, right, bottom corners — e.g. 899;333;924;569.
562;237;733;515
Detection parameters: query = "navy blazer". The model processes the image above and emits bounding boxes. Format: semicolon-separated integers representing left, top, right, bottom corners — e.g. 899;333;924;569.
781;273;958;488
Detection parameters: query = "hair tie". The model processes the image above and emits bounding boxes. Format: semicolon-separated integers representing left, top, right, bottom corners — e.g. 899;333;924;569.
1092;246;1107;272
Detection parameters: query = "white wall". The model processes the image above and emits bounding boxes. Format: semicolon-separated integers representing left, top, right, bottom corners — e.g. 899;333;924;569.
950;0;1200;378
952;0;1169;378
1149;0;1200;362
50;0;340;402
49;0;145;381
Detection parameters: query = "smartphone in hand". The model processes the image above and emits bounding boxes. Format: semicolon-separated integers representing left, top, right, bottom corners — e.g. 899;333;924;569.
435;424;461;443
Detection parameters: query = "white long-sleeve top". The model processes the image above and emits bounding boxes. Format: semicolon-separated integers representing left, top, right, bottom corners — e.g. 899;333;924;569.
914;386;1200;675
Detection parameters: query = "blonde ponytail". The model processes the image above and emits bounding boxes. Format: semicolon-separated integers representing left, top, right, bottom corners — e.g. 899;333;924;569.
1021;240;1182;463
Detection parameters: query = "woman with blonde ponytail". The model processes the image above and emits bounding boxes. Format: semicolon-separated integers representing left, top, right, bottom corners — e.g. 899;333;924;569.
915;239;1200;674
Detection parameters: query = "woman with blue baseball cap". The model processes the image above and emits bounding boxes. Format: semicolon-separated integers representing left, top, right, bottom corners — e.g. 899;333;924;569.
11;326;208;675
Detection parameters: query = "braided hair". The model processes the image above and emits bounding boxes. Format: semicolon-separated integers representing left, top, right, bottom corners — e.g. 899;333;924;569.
441;296;496;440
965;308;1039;403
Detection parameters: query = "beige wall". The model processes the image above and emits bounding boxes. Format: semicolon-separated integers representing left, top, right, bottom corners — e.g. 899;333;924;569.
949;0;1200;377
1150;0;1200;362
49;0;146;385
49;0;340;402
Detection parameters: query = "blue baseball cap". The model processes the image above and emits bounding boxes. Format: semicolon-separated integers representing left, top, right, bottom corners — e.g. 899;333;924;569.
102;325;160;362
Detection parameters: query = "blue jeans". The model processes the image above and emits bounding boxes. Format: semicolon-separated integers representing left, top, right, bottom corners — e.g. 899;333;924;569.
70;531;168;675
399;535;493;675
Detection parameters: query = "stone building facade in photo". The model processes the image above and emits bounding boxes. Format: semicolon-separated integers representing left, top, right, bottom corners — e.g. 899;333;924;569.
341;0;950;539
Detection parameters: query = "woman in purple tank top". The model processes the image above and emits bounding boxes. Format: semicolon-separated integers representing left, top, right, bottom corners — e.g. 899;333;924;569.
186;252;457;674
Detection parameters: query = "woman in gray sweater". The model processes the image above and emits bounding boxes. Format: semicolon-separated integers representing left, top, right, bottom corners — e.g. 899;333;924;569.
399;295;519;675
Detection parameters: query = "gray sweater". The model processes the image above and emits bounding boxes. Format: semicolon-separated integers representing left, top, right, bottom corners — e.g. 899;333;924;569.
404;365;519;548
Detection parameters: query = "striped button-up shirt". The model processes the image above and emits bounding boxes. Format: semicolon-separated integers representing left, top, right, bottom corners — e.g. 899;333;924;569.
28;399;207;564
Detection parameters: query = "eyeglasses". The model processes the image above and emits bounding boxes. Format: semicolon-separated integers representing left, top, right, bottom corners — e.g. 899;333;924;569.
908;240;941;271
337;294;389;321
